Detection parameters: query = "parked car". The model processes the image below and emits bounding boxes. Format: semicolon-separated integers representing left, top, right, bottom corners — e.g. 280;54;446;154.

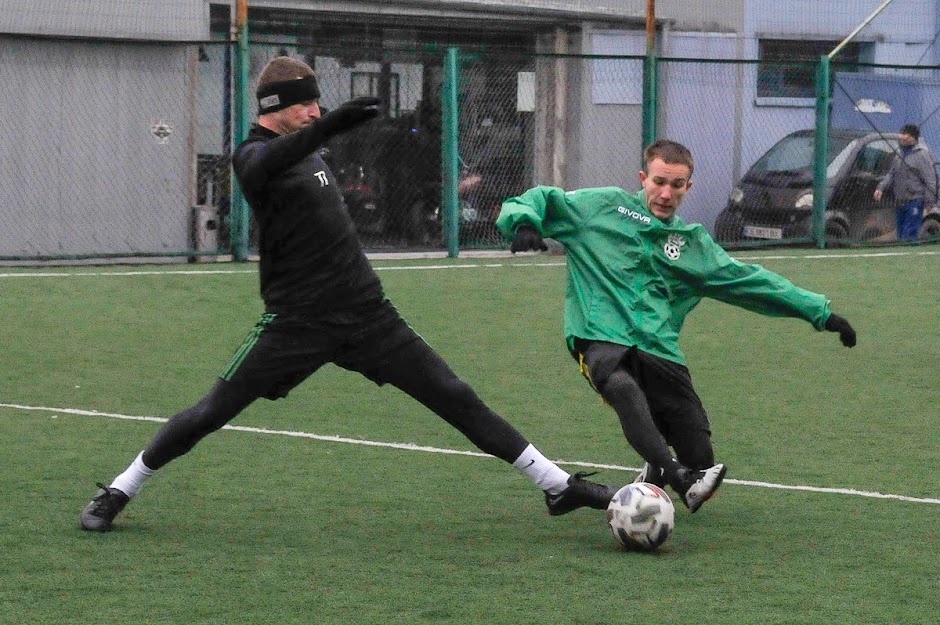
715;128;940;245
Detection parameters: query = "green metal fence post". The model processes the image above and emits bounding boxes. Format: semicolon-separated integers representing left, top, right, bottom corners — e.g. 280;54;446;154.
642;53;658;153
812;55;831;249
441;47;460;258
230;1;251;262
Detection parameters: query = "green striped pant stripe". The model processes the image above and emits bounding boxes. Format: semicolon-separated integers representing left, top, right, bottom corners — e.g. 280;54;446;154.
219;313;276;381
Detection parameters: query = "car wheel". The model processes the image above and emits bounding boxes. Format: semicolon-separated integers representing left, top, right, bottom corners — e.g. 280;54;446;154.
918;216;940;240
825;219;849;247
714;209;745;244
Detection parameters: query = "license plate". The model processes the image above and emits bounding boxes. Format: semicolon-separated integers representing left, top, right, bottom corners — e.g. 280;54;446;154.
743;225;783;240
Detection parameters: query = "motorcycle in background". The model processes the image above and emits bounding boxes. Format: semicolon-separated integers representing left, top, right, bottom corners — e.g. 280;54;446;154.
428;171;485;242
318;146;385;237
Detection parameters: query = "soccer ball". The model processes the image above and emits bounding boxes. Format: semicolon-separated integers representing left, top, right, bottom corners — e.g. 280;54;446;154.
606;482;676;551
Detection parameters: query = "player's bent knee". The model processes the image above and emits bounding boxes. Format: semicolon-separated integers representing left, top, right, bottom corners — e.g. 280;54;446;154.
600;369;643;404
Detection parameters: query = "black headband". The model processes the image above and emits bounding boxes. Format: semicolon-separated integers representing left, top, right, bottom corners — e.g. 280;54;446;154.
257;76;321;114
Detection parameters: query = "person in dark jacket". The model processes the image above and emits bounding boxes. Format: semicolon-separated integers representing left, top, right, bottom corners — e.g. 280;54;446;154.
874;123;938;240
80;56;612;533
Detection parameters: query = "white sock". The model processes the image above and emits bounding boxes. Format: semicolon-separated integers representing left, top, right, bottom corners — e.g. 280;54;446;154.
512;444;571;495
110;451;155;498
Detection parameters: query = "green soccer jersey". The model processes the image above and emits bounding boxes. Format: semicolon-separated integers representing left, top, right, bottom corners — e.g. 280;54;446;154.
497;185;832;365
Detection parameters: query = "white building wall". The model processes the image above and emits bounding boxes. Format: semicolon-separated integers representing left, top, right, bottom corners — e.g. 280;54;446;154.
744;0;935;46
5;0;940;252
576;0;940;232
0;39;196;256
0;0;209;40
739;0;940;174
659;33;742;230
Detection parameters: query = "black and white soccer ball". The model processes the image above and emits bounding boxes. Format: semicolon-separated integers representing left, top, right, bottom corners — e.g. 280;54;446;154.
606;482;675;551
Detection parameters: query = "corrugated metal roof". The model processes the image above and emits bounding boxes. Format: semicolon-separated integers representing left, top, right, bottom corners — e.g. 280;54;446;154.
371;0;641;19
250;0;645;25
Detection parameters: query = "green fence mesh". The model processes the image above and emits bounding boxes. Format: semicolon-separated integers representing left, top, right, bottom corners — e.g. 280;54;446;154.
0;36;232;261
3;32;939;263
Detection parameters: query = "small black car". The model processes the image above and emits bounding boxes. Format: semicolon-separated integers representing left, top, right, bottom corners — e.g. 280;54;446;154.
715;128;940;245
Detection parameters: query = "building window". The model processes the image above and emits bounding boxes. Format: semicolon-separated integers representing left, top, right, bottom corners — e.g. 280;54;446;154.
758;39;864;99
351;71;400;117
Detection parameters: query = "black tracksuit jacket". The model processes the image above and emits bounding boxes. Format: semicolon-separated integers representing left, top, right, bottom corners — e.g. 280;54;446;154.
232;124;384;315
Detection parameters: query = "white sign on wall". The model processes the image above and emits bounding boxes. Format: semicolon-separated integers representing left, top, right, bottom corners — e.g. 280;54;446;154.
517;71;535;112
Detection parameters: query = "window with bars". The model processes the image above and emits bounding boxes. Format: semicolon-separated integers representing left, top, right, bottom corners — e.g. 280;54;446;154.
351;71;400;117
758;39;867;99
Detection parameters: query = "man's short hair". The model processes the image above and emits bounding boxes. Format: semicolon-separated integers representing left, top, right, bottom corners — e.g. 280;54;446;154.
901;123;920;140
644;139;695;176
258;56;315;88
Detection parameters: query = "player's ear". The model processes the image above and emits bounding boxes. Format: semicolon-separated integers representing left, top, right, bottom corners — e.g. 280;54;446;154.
685;179;692;192
639;170;648;184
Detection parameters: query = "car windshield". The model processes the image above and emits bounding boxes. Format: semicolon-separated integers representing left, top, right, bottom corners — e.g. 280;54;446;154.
748;134;859;179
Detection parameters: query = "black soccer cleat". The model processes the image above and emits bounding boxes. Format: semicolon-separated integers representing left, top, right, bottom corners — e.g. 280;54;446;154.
632;462;668;488
676;464;727;513
545;472;615;516
81;483;130;532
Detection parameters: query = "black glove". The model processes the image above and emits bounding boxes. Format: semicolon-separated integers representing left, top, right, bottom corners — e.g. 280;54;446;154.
510;225;547;253
824;313;856;348
317;97;380;139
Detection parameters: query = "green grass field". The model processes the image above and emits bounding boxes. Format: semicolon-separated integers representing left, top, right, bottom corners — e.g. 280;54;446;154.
2;250;938;625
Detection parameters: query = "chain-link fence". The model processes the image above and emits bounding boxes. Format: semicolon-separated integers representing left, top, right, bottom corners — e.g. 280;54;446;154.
828;62;940;244
4;30;940;263
702;58;940;249
292;48;444;252
0;35;232;261
295;49;536;251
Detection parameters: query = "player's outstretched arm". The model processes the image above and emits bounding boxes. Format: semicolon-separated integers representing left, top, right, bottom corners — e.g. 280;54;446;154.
263;97;379;170
824;313;856;347
235;97;380;189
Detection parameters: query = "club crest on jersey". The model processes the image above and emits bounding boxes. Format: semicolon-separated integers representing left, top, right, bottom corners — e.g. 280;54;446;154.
663;234;686;260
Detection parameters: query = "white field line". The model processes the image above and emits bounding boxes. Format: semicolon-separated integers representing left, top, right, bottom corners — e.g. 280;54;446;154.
1;248;939;279
3;401;938;506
